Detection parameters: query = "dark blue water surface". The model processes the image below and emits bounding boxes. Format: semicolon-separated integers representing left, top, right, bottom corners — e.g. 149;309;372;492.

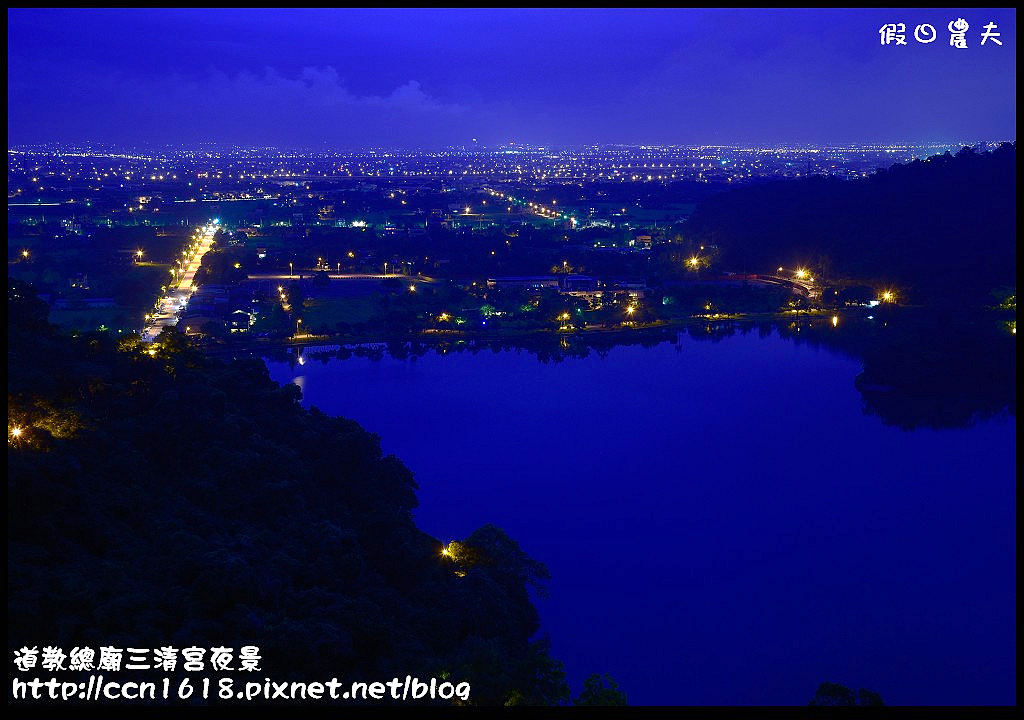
265;331;1016;705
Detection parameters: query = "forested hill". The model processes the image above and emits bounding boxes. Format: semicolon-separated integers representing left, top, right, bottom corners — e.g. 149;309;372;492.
7;281;570;706
685;144;1016;304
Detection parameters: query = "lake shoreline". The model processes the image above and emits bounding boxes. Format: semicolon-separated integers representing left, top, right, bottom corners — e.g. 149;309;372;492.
201;308;861;356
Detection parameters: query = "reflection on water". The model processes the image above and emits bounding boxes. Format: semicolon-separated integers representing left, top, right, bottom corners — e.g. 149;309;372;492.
264;311;1016;431
261;314;1016;705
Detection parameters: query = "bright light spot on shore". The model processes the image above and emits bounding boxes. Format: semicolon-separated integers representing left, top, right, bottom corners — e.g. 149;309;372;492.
10;427;22;439
688;257;700;268
881;290;894;302
22;250;29;258
795;268;808;279
832;315;839;327
409;284;417;292
626;305;636;315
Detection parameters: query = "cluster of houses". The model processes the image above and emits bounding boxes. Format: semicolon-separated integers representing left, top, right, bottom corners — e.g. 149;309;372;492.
180;284;259;335
486;274;647;309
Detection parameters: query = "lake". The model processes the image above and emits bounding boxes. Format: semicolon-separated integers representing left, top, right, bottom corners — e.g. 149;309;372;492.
264;327;1016;705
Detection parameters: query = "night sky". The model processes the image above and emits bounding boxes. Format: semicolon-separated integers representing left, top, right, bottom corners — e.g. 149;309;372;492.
7;8;1016;148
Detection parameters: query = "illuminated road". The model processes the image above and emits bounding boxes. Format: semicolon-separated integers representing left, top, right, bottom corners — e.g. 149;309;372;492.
759;274;817;297
141;220;219;341
484;187;576;225
246;272;414;281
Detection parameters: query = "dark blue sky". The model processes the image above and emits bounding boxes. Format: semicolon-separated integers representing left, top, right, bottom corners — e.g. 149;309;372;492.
7;8;1016;148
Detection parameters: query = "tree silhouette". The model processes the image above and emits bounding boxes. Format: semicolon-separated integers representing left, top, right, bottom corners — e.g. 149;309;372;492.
574;673;627;706
809;682;884;706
